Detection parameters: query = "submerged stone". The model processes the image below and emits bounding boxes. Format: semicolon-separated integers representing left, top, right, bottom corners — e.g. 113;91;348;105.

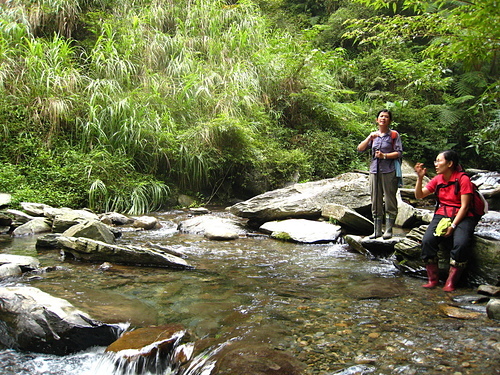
438;304;483;320
211;342;306;375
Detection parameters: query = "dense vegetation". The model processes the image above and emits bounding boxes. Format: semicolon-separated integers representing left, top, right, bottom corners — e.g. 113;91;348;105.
1;0;498;213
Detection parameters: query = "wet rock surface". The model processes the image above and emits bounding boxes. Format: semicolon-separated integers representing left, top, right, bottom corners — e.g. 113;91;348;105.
0;286;125;355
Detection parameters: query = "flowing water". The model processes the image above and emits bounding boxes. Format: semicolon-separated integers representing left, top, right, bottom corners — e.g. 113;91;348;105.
0;209;499;375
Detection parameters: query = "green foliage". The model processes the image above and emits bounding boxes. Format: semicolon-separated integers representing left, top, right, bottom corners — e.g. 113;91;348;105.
89;177;170;215
0;145;88;207
297;129;361;179
0;0;498;212
467;110;500;170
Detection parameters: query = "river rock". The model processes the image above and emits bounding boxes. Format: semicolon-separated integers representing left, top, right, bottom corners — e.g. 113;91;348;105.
467;236;500;286
178;215;246;238
229;172;371;223
486;299;500;320
357;236;401;258
189;207;210;215
321;203;373;235
204;226;240;241
45;207;98;220
344;235;372;258
57;236;192;269
19;202;52;216
12;217;52;236
260;219;341;243
0;286;125;355
147;242;187;258
395;196;419;228
477;285;500;297
0;193;11;207
344;234;400;258
178;194;196;207
0;254;40;272
211;342;306;375
99;212;134;226
475;211;500;241
133;216;161;230
62;219;116;244
36;233;63;249
4;209;35;225
106;324;188;352
0;264;22;278
438;304;483;319
0;212;12;227
51;209;99;232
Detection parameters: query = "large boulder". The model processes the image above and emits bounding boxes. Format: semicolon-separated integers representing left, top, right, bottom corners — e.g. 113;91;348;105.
51;208;99;233
260;219;341;243
468;236;500;285
0;286;125;355
229;172;371;223
62;219;116;244
178;215;246;240
12;217;52;236
57;236;192;269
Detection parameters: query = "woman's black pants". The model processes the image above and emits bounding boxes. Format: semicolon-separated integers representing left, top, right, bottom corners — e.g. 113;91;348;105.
421;215;477;264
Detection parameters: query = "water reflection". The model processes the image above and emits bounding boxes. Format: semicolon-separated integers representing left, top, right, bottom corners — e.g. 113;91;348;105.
0;209;499;374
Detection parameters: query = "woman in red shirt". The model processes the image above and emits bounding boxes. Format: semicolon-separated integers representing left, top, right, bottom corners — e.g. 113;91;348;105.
414;150;477;292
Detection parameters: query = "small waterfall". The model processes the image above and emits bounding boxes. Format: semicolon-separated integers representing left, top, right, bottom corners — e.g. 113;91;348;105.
93;329;186;375
179;339;236;375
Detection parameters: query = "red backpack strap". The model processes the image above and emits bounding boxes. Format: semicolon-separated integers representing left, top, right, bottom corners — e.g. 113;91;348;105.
390;130;399;151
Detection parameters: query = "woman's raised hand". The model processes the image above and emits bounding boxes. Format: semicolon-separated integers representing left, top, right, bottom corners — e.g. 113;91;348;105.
414;162;427;178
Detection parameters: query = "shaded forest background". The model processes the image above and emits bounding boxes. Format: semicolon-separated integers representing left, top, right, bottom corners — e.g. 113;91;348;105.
0;0;498;214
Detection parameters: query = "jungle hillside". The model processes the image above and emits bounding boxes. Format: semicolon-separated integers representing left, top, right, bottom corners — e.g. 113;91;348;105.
1;0;499;214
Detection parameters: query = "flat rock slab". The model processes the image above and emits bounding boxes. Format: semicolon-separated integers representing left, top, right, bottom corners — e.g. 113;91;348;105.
57;236;192;269
260;219;341;243
438;304;483;320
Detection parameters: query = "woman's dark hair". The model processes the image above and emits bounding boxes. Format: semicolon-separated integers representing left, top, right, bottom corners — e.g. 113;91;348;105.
377;109;392;121
441;150;462;171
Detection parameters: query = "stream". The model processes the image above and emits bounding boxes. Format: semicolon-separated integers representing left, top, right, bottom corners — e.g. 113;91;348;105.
0;208;499;375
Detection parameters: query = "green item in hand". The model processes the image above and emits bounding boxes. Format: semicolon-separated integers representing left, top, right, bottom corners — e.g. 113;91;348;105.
434;217;452;236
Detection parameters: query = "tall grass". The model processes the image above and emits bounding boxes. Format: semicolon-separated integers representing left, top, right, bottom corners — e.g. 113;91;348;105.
0;0;362;210
89;178;170;215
